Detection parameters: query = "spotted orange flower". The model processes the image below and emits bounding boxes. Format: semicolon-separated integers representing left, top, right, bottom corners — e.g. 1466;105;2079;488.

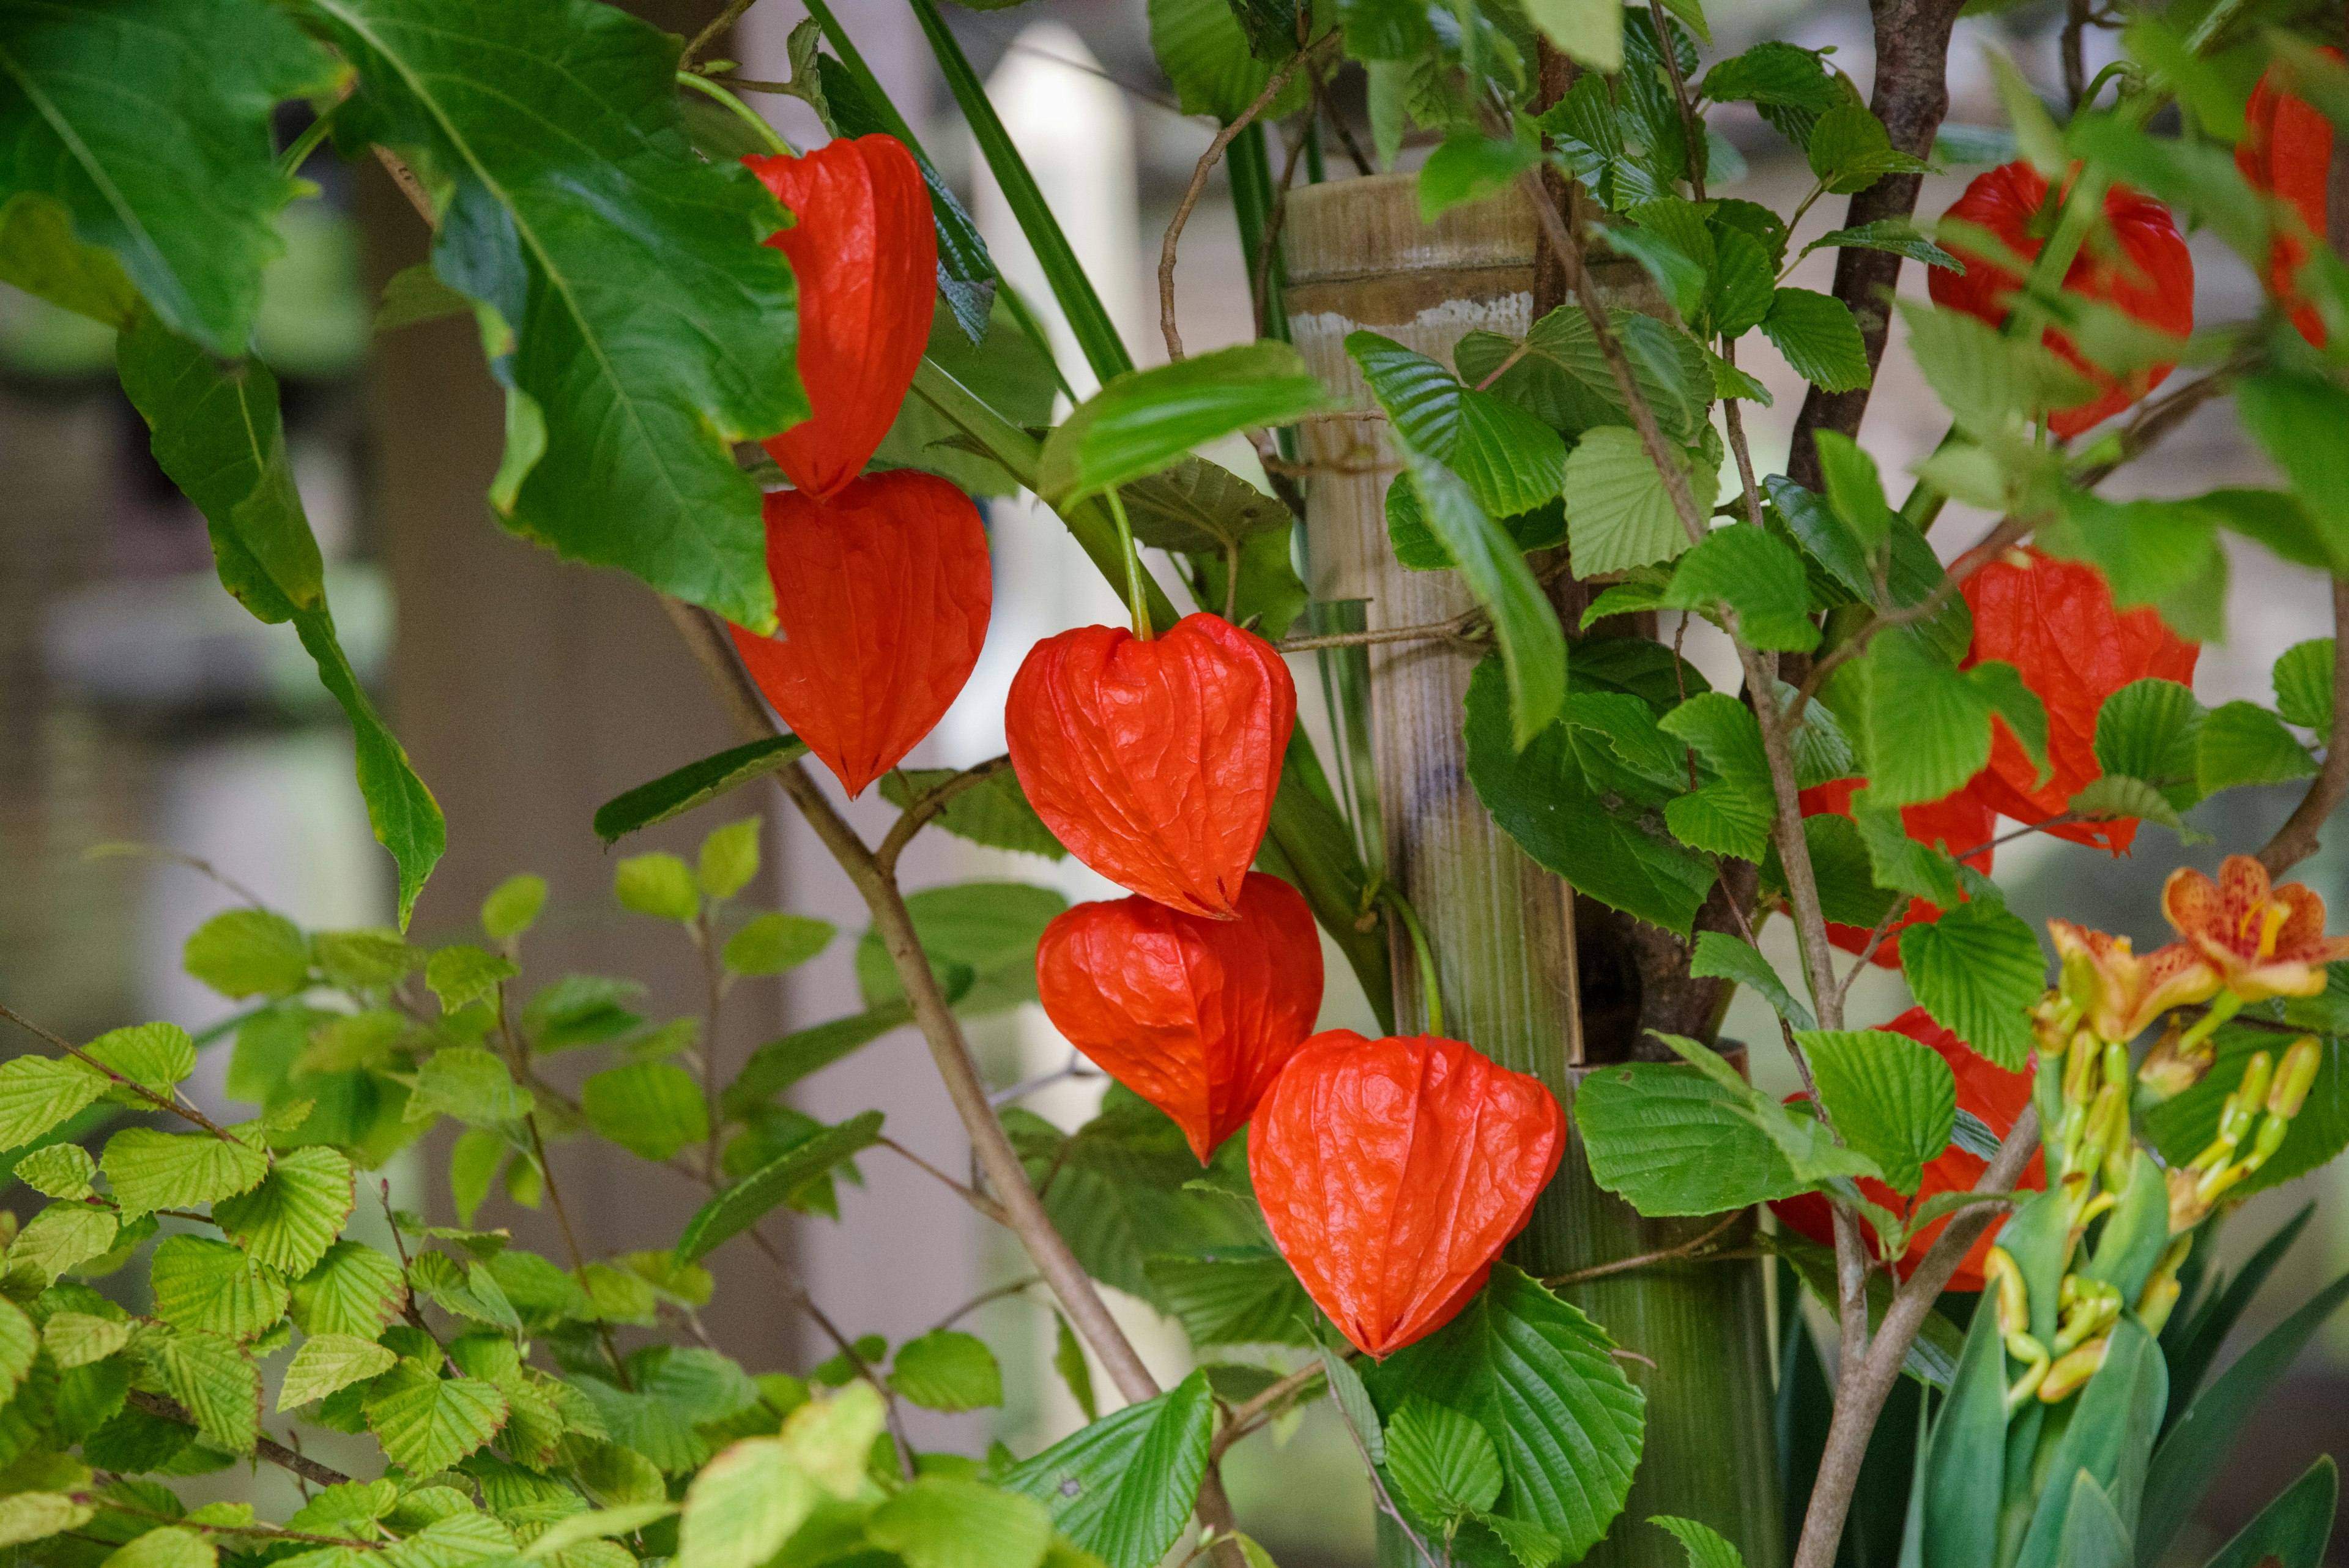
2047;919;2219;1041
2162;856;2349;1001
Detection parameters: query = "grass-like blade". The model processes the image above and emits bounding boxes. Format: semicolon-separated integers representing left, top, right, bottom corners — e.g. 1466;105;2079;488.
593;735;808;843
677;1110;885;1260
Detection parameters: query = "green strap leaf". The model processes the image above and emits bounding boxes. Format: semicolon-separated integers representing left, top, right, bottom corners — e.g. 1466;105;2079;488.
2197;1455;2337;1568
1039;342;1330;503
677;1112;885;1262
1000;1367;1215;1568
595;737;809;844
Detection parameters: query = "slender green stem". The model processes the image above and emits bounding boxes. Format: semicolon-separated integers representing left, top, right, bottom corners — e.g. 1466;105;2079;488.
1102;486;1151;639
677;72;793;156
276;108;341;179
1379;886;1443;1037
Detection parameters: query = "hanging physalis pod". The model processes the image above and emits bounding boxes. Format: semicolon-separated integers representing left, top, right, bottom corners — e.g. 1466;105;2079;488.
2239;53;2339;346
729;470;990;797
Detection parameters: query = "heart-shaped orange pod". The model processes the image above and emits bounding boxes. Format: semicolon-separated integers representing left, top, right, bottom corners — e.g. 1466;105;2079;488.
1037;871;1324;1163
2238;53;2340;346
727;470;990;797
746;135;936;501
1250;1031;1564;1358
1006;614;1296;919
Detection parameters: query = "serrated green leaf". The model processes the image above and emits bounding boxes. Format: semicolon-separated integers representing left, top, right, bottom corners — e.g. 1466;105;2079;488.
278;1334;398;1411
888;1330;1003;1413
694;819;762;902
149;1236;288;1340
1660;527;1819;652
182;910;310;1000
1564;425;1715;577
2094;678;2205;809
1656;692;1774;861
1762;289;1869;392
1350;333;1568;522
878;768;1066;862
720;913;834;978
0;1492;94;1548
1858;631;1996;807
100;1129;267;1216
480;874;549;943
1146;0;1310;119
1650;1515;1743;1568
1796;1029;1957;1195
523;1502;680;1561
290;1241;410;1340
365;1360;508;1475
1575;1063;1805;1214
1001;1369;1215;1568
1419;135;1542;224
675;1437;815;1568
1896;899;2044;1071
1143;1249;1321;1348
581;1063;708;1164
868;1477;1052;1568
2198;702;2319;793
1387;1396;1504;1521
1457;307;1711;444
42;1309;125;1370
158;1331;261;1455
2274;640;2336;743
9;1203;119;1280
1806;100;1933;193
102;1523;215;1568
0;1057;107;1151
677;1112;885;1263
426;947;519;1015
1801;218;1959;271
210;1145;353;1278
1395;455;1569;745
1688;931;1814;1029
405;1047;533;1128
84;1024;196;1098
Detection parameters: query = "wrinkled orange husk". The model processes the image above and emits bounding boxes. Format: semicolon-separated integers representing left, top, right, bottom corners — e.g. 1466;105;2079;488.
1037;871;1324;1162
2240;54;2339;346
1250;1031;1563;1357
1006;613;1296;919
728;470;991;797
746;135;938;500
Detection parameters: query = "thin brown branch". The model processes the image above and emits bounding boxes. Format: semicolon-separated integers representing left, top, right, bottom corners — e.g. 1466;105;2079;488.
2070;363;2246;489
0;1002;239;1142
744;1227;918;1481
2258;576;2349;874
1210;1361;1326;1460
681;0;759;71
1543;1209;1745;1290
1313;69;1375;177
1248;121;1310;341
127;1392;352;1491
2062;0;2091;109
88;1495;376;1549
922;1275;1044;1337
879;1135;1011;1224
875;755;1014;875
1159;32;1336;361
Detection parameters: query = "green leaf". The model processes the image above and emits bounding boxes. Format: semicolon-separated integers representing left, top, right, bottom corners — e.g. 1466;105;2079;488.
14;1143;95;1202
595;737;809;844
1688;931;1813;1029
426;947;519;1016
879;768;1065;862
1465;660;1717;935
856;882;1068;1018
182;910;310;1001
149;1235;288;1340
0;1056;106;1151
1387;1396;1504;1522
1115;456;1290;559
1806;101;1933;193
1855;631;1995;806
867;1478;1052;1568
9;1203;120;1279
1795;1030;1956;1195
1650;1515;1743;1568
1146;0;1309;121
2197;1455;2337;1568
2095;678;2205;809
0;0;332;354
1896;899;2044;1071
1575;1062;1805;1214
1761;289;1869;392
1661;527;1820;652
1898;299;2095;439
2198;701;2318;793
695;819;762;902
365;1360;508;1476
888;1330;1003;1413
480;875;549;943
1563;425;1715;577
1457;307;1712;444
405;1047;534;1128
2237;374;2349;562
524;1504;681;1562
1656;692;1774;861
100;1129;267;1216
1419;135;1541;223
291;1241;410;1340
1001;1369;1215;1568
1368;1266;1646;1563
675;1437;817;1568
615;855;700;923
84;1023;197;1097
1052;1315;1097;1423
158;1331;261;1455
677;1111;885;1262
0;1492;94;1548
1350;332;1568;521
1966;660;2049;781
212;1145;354;1278
278;1334;399;1411
582;1063;709;1164
1799;219;1959;272
721;914;834;978
722;1005;913;1115
1039;344;1328;504
312;0;803;628
45;1310;127;1371
1396;456;1568;745
2275;640;2336;743
1523;0;1623;69
1143;1249;1320;1348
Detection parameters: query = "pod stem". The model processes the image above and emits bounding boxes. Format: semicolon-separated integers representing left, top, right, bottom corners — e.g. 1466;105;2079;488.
1102;485;1152;639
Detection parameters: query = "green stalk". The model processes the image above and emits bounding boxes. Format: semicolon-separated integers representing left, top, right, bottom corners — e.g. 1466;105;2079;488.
676;73;793;156
1101;485;1153;639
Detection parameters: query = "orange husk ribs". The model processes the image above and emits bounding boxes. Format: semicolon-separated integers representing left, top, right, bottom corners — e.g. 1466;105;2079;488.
1250;1031;1564;1357
1037;871;1324;1164
2239;53;2340;346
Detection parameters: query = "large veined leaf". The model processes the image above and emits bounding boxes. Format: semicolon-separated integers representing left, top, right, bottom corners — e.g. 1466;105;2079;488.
675;1112;885;1262
290;1241;410;1340
1794;1029;1956;1195
211;1146;354;1278
1142;1249;1322;1348
363;1360;509;1476
1037;343;1330;503
100;1129;267;1216
147;1236;288;1342
1000;1368;1215;1568
1656;692;1775;862
1148;0;1310;121
311;0;803;628
1385;1395;1504;1523
1573;1062;1799;1215
1564;425;1715;576
1660;526;1820;652
1457;307;1713;444
1896;900;2044;1071
0;1055;107;1151
1348;332;1568;519
277;1334;399;1413
157;1331;262;1456
1369;1266;1646;1564
0;0;332;355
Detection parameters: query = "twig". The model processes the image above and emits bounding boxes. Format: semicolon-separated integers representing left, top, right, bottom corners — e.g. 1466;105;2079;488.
1209;1361;1326;1459
2258;576;2349;874
1313;70;1375;177
125;1392;352;1491
1248;121;1311;341
878;1135;1010;1224
0;1002;240;1143
2062;0;2091;108
2069;362;2247;489
1159;33;1337;361
744;1227;918;1481
875;756;1014;874
923;1274;1043;1336
81;844;271;911
88;1494;377;1548
1543;1210;1745;1290
681;0;760;71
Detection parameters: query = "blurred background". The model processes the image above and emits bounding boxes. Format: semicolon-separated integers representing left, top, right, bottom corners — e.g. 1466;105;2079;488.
1;0;2342;1560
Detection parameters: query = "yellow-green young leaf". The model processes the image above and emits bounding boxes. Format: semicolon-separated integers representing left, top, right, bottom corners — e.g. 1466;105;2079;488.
615;855;700;923
45;1310;131;1369
868;1478;1053;1568
278;1333;398;1411
314;931;424;991
481;874;549;943
182;908;311;999
382;1510;517;1568
676;1438;817;1568
0;1297;35;1391
291;1241;410;1340
149;1235;290;1340
404;1047;534;1128
1563;425;1713;577
450;1128;505;1227
776;1379;888;1498
12;1143;95;1201
100;1525;216;1568
1522;0;1621;69
298;1009;407;1075
617;1249;713;1309
159;1330;263;1455
409;1251;522;1331
426;946;520;1015
697;819;762;901
581;1063;709;1163
212;1145;354;1277
581;1264;658;1326
101;1129;268;1215
84;1023;197;1097
889;1331;1003;1413
364;1360;508;1475
0;1493;94;1548
0;1055;108;1150
721;913;834;977
524;1504;681;1561
9;1203;120;1279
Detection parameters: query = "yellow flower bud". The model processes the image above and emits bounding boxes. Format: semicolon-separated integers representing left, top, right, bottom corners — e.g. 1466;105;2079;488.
2269;1036;2321;1118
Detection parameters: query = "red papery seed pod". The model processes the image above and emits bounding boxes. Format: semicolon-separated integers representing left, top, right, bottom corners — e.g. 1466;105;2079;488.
727;470;990;797
1006;613;1296;920
1770;1008;2048;1291
1250;1031;1564;1358
2238;53;2340;346
1960;548;2198;855
746;135;937;500
1929;161;2194;437
1036;871;1324;1164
